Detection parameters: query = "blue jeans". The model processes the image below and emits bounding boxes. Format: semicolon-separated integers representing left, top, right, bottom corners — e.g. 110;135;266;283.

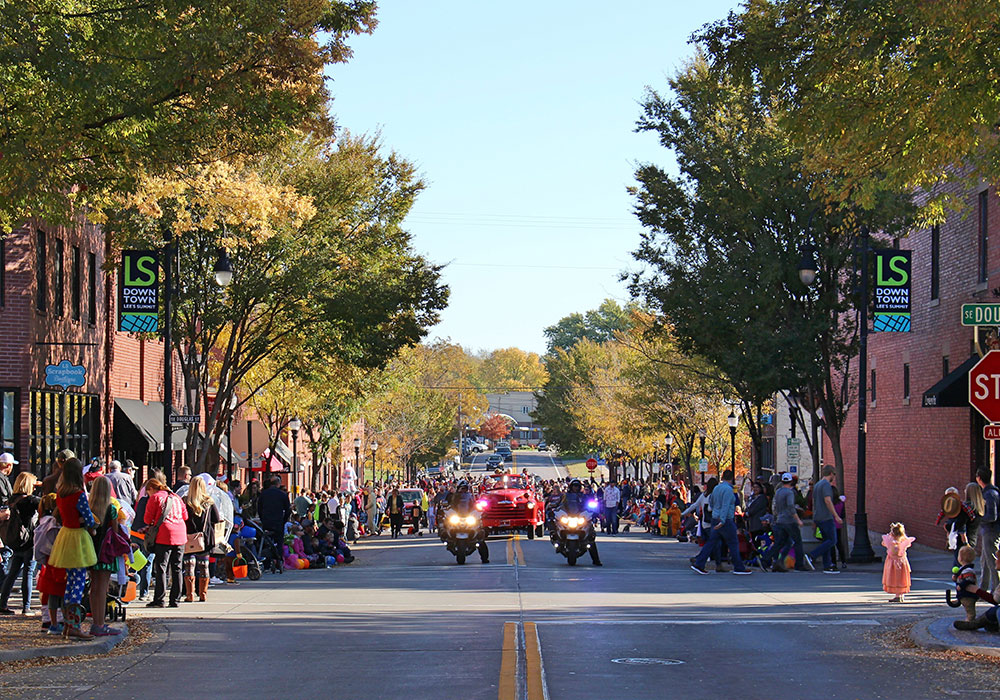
137;552;153;597
606;505;619;534
809;519;838;569
766;522;804;569
694;519;746;571
0;551;36;610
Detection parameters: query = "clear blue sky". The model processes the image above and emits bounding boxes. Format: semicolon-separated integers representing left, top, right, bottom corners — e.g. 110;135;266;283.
327;1;739;354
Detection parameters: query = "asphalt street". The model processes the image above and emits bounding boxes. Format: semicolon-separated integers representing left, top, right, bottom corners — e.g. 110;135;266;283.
1;458;996;699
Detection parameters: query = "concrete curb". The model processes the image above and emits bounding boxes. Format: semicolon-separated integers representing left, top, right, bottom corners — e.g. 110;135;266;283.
0;622;128;662
910;616;1000;658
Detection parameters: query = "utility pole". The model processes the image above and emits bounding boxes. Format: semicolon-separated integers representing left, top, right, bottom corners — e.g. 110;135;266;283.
162;229;174;484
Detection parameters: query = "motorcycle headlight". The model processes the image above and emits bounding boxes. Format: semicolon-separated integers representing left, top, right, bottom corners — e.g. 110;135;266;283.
464;515;476;526
560;516;569;525
448;514;460;525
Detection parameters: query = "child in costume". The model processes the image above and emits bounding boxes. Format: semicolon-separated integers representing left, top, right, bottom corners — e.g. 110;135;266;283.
881;522;915;603
33;494;65;634
47;458;97;639
947;545;998;628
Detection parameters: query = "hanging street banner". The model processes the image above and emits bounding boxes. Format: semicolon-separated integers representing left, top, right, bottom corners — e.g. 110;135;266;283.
872;249;911;332
118;250;160;333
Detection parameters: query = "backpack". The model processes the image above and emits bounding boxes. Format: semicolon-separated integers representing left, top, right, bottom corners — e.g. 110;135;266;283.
0;495;36;550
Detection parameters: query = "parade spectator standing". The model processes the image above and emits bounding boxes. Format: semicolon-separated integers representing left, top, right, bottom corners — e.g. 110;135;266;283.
171;466;192;494
388;487;404;539
184;478;220;602
294;490;313;519
257;477;291;568
976;468;1000;592
144;479;188;608
808;466;842;574
763;473;808;572
691;470;752;575
965;481;985;551
41;449;75;496
0;452;14;576
0;472;40;615
604;480;621;535
106;460;137;510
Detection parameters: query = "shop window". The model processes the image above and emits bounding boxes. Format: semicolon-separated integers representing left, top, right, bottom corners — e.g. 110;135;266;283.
36;230;46;312
930;224;940;300
72;246;81;320
29;390;99;476
903;363;910;400
871;369;877;405
979;190;989;284
0;389;19;464
943;356;949;377
87;251;97;325
54;238;64;317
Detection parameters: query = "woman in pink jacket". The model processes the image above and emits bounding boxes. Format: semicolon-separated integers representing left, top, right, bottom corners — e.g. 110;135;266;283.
142;478;188;608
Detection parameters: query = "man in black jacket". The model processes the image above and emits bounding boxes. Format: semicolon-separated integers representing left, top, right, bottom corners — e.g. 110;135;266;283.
257;477;291;571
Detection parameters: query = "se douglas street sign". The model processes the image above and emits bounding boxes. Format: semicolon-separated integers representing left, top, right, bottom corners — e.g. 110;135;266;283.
970;351;1000;423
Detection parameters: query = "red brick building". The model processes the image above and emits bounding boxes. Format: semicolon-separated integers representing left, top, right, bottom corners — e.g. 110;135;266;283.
833;182;996;548
0;222;183;480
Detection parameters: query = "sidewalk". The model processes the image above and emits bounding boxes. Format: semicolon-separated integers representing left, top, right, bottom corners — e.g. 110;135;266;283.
911;615;1000;658
0;615;129;662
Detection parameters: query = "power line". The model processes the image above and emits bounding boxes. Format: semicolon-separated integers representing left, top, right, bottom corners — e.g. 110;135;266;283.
450;262;623;271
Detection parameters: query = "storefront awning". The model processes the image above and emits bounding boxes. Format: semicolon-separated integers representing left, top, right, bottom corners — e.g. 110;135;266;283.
114;399;186;451
274;439;293;464
922;355;979;408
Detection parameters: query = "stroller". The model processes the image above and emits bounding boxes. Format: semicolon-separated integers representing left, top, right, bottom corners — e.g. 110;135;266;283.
82;570;138;623
736;513;772;571
236;515;272;578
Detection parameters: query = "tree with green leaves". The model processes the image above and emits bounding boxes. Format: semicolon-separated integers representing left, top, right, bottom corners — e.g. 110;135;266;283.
0;0;376;233
629;56;913;485
697;1;1000;217
543;299;636;353
113;134;448;472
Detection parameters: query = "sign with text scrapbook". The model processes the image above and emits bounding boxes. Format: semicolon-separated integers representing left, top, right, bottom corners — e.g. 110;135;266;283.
118;250;160;333
872;249;911;332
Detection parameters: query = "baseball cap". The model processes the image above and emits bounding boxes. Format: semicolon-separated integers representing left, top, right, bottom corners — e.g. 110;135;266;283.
781;473;794;482
0;452;17;465
124;459;136;471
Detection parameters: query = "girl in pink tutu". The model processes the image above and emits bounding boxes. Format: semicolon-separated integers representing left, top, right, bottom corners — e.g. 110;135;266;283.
882;522;915;602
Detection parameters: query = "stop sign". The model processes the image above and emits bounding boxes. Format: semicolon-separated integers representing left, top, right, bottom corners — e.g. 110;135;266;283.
970;351;1000;422
586;458;598;472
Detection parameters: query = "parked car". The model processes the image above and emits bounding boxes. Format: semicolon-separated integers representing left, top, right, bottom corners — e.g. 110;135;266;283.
536;442;548;451
465;439;488;453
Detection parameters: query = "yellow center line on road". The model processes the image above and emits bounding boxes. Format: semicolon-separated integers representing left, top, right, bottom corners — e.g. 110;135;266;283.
524;622;547;700
514;534;526;566
506;537;514;565
498;622;517;700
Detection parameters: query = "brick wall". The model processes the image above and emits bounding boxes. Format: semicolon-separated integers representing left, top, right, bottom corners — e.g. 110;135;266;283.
831;182;996;548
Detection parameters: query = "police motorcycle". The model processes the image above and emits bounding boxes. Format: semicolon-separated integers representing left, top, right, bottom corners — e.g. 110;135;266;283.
439;481;489;565
550;480;602;566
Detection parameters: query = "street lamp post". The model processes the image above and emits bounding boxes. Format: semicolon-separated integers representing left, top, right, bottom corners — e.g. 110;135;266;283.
353;437;361;486
798;236;877;562
288;417;301;496
226;394;237;482
728;410;739;474
651;439;659;482
370;441;378;483
664;435;673;480
698;428;706;485
162;239;233;482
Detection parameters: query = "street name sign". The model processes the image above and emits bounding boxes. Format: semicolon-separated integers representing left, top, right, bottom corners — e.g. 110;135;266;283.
985;425;1000;440
698;458;709;473
169;415;201;424
969;351;1000;423
963;304;1000;326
